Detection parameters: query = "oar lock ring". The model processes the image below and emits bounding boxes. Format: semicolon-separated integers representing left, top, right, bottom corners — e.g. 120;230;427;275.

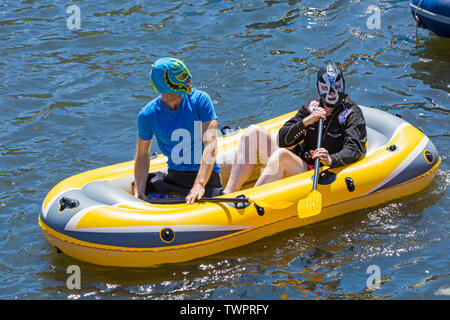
227;194;265;216
58;196;80;212
387;144;398;152
150;152;159;160
220;125;241;137
254;203;265;216
227;194;250;209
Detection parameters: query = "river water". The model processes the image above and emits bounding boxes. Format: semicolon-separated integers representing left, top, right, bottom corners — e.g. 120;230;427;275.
0;0;448;300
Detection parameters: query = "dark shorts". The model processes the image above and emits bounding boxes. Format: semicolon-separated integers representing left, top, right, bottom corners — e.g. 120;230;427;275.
145;170;223;198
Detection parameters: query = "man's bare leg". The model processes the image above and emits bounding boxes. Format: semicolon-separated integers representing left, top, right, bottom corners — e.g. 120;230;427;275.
255;148;309;187
223;125;277;194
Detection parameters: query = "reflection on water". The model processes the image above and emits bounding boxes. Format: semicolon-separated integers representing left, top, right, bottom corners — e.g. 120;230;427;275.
0;0;448;300
410;37;450;94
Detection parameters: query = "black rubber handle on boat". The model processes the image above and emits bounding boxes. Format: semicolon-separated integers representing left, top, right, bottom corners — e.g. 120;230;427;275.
312;118;324;191
147;197;250;205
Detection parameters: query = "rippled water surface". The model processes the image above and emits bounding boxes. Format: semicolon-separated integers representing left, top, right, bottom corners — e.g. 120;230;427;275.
0;0;448;300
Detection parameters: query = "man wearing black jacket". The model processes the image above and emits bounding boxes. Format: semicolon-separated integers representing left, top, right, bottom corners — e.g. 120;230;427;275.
223;64;367;194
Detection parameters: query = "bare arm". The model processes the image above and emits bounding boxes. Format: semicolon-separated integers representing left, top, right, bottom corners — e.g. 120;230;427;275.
134;136;152;200
185;119;218;204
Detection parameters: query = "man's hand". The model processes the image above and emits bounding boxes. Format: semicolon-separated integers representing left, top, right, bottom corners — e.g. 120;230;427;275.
310;148;332;166
134;190;147;201
303;106;327;127
185;183;205;205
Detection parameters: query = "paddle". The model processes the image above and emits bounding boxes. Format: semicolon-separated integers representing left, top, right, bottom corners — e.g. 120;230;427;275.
297;118;324;218
147;196;293;214
148;196;254;205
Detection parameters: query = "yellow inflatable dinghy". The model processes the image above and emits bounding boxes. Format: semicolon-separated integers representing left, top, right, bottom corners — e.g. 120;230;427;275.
39;106;440;267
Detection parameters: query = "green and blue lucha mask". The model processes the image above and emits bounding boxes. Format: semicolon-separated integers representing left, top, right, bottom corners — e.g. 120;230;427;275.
150;58;192;95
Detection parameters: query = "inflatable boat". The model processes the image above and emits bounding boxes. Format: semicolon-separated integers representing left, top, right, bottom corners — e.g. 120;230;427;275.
39;106;440;267
410;0;450;37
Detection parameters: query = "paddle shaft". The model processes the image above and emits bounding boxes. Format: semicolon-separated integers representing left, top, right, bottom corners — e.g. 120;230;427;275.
147;197;250;205
312;118;324;190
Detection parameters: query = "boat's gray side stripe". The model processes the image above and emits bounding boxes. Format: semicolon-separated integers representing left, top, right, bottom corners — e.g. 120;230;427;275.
365;136;429;195
65;225;252;233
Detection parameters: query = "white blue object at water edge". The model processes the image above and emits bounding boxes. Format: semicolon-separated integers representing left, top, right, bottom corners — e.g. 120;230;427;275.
410;0;450;37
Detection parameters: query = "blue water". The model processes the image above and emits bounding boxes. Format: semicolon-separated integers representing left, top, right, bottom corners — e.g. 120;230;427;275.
0;0;448;300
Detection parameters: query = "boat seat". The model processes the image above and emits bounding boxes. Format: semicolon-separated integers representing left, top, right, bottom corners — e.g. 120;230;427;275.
365;126;389;156
82;181;142;205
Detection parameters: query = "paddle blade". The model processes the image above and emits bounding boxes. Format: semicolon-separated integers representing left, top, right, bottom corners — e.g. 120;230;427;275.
297;190;322;218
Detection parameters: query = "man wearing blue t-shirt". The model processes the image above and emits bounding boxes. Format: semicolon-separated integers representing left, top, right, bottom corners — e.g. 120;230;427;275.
134;57;222;204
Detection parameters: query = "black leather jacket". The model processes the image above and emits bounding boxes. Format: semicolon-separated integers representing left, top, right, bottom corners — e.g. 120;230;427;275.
277;95;367;168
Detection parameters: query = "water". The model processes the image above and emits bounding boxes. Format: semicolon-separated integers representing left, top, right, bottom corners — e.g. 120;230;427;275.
0;0;448;300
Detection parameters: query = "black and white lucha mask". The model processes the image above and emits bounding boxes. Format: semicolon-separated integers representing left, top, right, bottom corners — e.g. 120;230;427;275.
317;64;345;108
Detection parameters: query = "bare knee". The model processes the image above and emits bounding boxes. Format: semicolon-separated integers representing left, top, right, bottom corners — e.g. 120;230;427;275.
270;149;292;165
267;148;307;174
265;149;289;172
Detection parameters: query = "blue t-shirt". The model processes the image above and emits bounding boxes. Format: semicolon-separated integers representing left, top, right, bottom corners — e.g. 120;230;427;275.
138;89;221;173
